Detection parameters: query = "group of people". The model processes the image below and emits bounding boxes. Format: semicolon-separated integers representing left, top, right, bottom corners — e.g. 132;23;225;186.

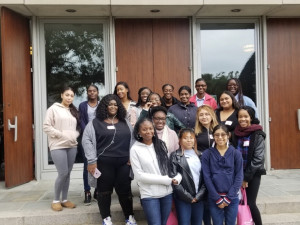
43;77;266;225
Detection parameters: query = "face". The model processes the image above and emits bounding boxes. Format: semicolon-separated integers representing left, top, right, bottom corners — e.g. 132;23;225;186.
116;85;128;99
163;85;174;100
140;89;151;103
149;94;161;107
219;93;233;109
87;86;98;100
238;109;251;128
152;111;167;131
107;100;118;117
227;80;238;95
179;89;191;104
195;80;207;95
139;120;155;144
61;90;74;107
213;128;229;147
180;132;195;150
198;109;212;127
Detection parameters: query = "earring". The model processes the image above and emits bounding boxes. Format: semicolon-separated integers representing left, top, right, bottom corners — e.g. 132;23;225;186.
212;141;215;148
227;140;229;147
138;134;141;139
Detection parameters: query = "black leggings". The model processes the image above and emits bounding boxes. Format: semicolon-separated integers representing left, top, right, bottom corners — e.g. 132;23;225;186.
97;156;133;220
246;174;262;225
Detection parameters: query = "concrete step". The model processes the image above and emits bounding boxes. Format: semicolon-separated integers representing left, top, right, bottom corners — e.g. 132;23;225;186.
262;213;300;225
258;196;300;214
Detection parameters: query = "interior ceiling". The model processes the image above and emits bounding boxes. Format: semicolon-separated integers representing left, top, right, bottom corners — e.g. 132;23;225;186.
1;4;300;17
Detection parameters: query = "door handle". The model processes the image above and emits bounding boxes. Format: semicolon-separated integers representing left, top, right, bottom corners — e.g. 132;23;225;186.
8;116;17;142
298;109;300;131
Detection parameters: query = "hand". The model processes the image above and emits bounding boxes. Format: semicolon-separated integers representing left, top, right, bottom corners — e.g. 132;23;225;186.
218;202;226;208
223;202;228;207
127;160;131;166
143;102;152;110
191;198;197;203
87;163;97;175
242;181;248;188
172;179;178;185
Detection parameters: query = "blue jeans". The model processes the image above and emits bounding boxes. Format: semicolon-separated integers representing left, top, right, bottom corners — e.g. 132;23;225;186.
141;194;173;225
79;141;90;192
174;197;204;225
209;198;239;225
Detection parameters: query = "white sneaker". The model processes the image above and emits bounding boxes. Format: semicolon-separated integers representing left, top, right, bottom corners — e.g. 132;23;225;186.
103;216;113;225
125;215;137;225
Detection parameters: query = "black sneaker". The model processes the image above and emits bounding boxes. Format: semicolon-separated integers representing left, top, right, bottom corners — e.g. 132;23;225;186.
93;189;98;202
84;191;91;205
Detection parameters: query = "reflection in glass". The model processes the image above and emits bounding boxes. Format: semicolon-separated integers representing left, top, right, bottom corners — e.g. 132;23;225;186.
200;23;256;103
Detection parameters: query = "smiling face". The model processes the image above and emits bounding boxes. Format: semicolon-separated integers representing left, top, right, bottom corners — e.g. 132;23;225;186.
139;120;155;145
238;109;251;128
87;86;99;101
198;108;212;128
107;100;118;117
163;85;174;100
116;84;128;100
179;89;191;105
140;89;151;104
149;94;161;107
195;80;207;96
152;111;167;131
213;128;229;148
219;93;233;110
227;79;238;96
61;89;74;107
180;132;195;150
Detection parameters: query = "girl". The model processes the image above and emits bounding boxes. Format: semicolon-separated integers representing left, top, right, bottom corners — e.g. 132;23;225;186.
135;87;152;118
169;128;207;225
130;118;178;225
202;124;243;225
161;84;179;110
232;106;266;225
43;86;80;211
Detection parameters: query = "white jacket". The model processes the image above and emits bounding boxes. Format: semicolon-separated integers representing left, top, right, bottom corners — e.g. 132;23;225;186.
130;141;174;199
43;103;79;150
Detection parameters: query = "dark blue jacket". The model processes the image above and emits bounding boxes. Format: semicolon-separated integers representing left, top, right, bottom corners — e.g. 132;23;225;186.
79;101;89;133
168;102;197;129
201;145;243;205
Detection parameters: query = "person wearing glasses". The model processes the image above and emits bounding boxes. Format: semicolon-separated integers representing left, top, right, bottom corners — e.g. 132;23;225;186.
190;78;217;110
150;106;179;156
202;124;243;225
226;78;258;118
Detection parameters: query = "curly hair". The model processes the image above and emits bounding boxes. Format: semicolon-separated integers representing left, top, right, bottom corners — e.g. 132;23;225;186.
238;106;260;124
95;94;127;121
133;117;169;175
217;91;240;111
113;81;133;100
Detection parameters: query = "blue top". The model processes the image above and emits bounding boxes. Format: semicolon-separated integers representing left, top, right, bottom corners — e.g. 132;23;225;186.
168;102;197;129
201;145;243;205
235;94;258;118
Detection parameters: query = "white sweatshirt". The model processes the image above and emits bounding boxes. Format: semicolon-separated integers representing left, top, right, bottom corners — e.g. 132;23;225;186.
43;103;79;150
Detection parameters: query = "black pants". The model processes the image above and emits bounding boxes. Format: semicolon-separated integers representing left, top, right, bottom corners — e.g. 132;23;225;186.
97;156;133;220
246;174;262;225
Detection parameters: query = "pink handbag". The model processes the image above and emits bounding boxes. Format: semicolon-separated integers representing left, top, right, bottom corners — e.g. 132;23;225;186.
237;188;254;225
166;201;178;225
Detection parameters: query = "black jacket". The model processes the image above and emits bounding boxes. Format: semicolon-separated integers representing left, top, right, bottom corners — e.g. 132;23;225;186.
232;130;267;182
169;149;207;203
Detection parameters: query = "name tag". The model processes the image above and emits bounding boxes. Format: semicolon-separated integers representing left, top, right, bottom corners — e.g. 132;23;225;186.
243;140;250;147
225;120;233;126
107;125;115;130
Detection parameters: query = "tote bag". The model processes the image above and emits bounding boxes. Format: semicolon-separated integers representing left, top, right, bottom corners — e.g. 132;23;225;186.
237;188;254;225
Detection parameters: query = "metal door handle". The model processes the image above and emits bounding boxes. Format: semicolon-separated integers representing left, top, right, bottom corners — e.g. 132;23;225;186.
8;116;17;142
298;109;300;131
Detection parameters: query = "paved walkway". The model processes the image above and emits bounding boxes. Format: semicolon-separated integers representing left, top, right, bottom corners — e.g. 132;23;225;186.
0;169;300;225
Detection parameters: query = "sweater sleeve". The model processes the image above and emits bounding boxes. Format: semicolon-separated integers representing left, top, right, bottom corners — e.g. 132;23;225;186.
130;146;172;186
201;150;224;205
43;107;63;138
82;121;97;165
225;150;243;204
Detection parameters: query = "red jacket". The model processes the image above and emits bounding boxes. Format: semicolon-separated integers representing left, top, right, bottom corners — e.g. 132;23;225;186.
189;93;217;110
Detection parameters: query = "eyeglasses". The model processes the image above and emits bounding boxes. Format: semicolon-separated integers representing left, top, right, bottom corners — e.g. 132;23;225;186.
213;133;227;138
153;117;166;121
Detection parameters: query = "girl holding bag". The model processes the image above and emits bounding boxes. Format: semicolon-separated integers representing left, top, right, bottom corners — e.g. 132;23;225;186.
232;106;266;225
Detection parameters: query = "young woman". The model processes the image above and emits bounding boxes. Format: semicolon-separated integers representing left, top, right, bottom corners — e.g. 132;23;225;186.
190;78;217;110
114;81;137;127
139;92;185;132
43;86;80;211
82;94;136;225
135;87;152;117
202;125;243;225
215;91;240;133
169;86;198;129
169;128;207;225
226;78;258;118
78;84;99;205
194;105;218;225
130;118;177;225
161;84;179;110
150;106;179;155
232;106;266;225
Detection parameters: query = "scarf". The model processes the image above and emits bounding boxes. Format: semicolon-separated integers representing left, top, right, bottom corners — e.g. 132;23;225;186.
234;124;263;137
